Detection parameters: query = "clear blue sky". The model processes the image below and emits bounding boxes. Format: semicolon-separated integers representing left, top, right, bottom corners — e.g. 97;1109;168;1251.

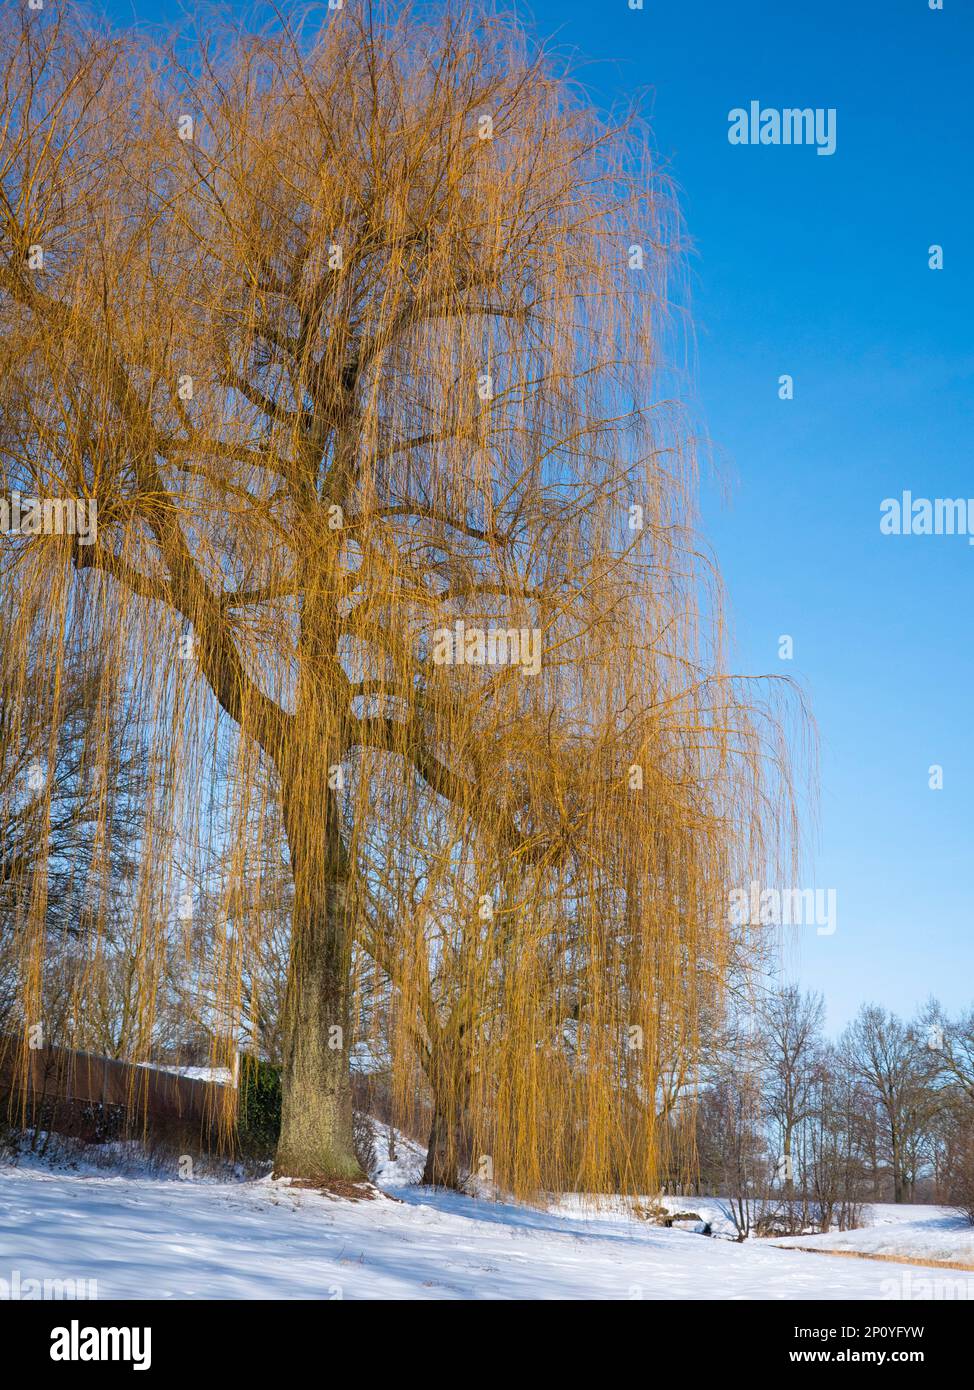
98;0;973;1032
520;0;973;1032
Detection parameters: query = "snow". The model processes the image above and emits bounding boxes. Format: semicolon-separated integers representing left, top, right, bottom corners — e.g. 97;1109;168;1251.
136;1063;237;1086
2;1149;970;1299
773;1204;974;1268
370;1123;427;1188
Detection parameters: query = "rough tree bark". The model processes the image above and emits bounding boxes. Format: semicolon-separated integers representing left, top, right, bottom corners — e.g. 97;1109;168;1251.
274;880;363;1182
422;1101;462;1189
274;758;364;1183
421;1034;470;1190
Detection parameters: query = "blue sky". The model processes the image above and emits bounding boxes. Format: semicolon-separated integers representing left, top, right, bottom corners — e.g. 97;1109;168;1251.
520;0;973;1031
98;0;973;1031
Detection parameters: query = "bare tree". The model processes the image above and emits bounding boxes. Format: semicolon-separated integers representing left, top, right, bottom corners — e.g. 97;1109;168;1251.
841;1005;939;1203
757;985;824;1195
803;1045;868;1232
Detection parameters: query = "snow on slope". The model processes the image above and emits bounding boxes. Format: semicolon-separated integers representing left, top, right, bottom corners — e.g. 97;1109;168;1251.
773;1205;974;1268
0;1153;967;1300
369;1123;427;1188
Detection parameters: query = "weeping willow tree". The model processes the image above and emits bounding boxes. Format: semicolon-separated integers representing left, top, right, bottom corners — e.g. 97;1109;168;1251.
0;2;805;1192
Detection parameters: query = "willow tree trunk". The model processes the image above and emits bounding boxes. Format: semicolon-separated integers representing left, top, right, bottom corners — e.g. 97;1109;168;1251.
422;1099;464;1189
421;1035;470;1190
274;768;363;1183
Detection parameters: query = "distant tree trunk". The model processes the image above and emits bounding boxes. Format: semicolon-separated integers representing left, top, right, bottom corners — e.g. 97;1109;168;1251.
783;1124;795;1195
892;1155;905;1203
891;1121;904;1203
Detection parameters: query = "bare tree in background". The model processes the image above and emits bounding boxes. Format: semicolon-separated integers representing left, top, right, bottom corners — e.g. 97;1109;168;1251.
757;985;824;1196
841;1005;939;1203
803;1044;868;1232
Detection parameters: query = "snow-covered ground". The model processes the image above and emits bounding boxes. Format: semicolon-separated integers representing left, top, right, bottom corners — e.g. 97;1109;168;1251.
2;1138;971;1300
773;1204;974;1269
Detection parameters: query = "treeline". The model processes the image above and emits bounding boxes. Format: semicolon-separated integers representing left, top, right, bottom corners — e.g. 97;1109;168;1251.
690;986;974;1234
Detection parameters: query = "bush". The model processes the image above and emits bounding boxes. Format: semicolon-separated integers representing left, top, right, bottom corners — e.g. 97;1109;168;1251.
237;1055;282;1157
353;1109;377;1180
0;1118;16;1162
754;1203;805;1238
631;1198;671;1224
